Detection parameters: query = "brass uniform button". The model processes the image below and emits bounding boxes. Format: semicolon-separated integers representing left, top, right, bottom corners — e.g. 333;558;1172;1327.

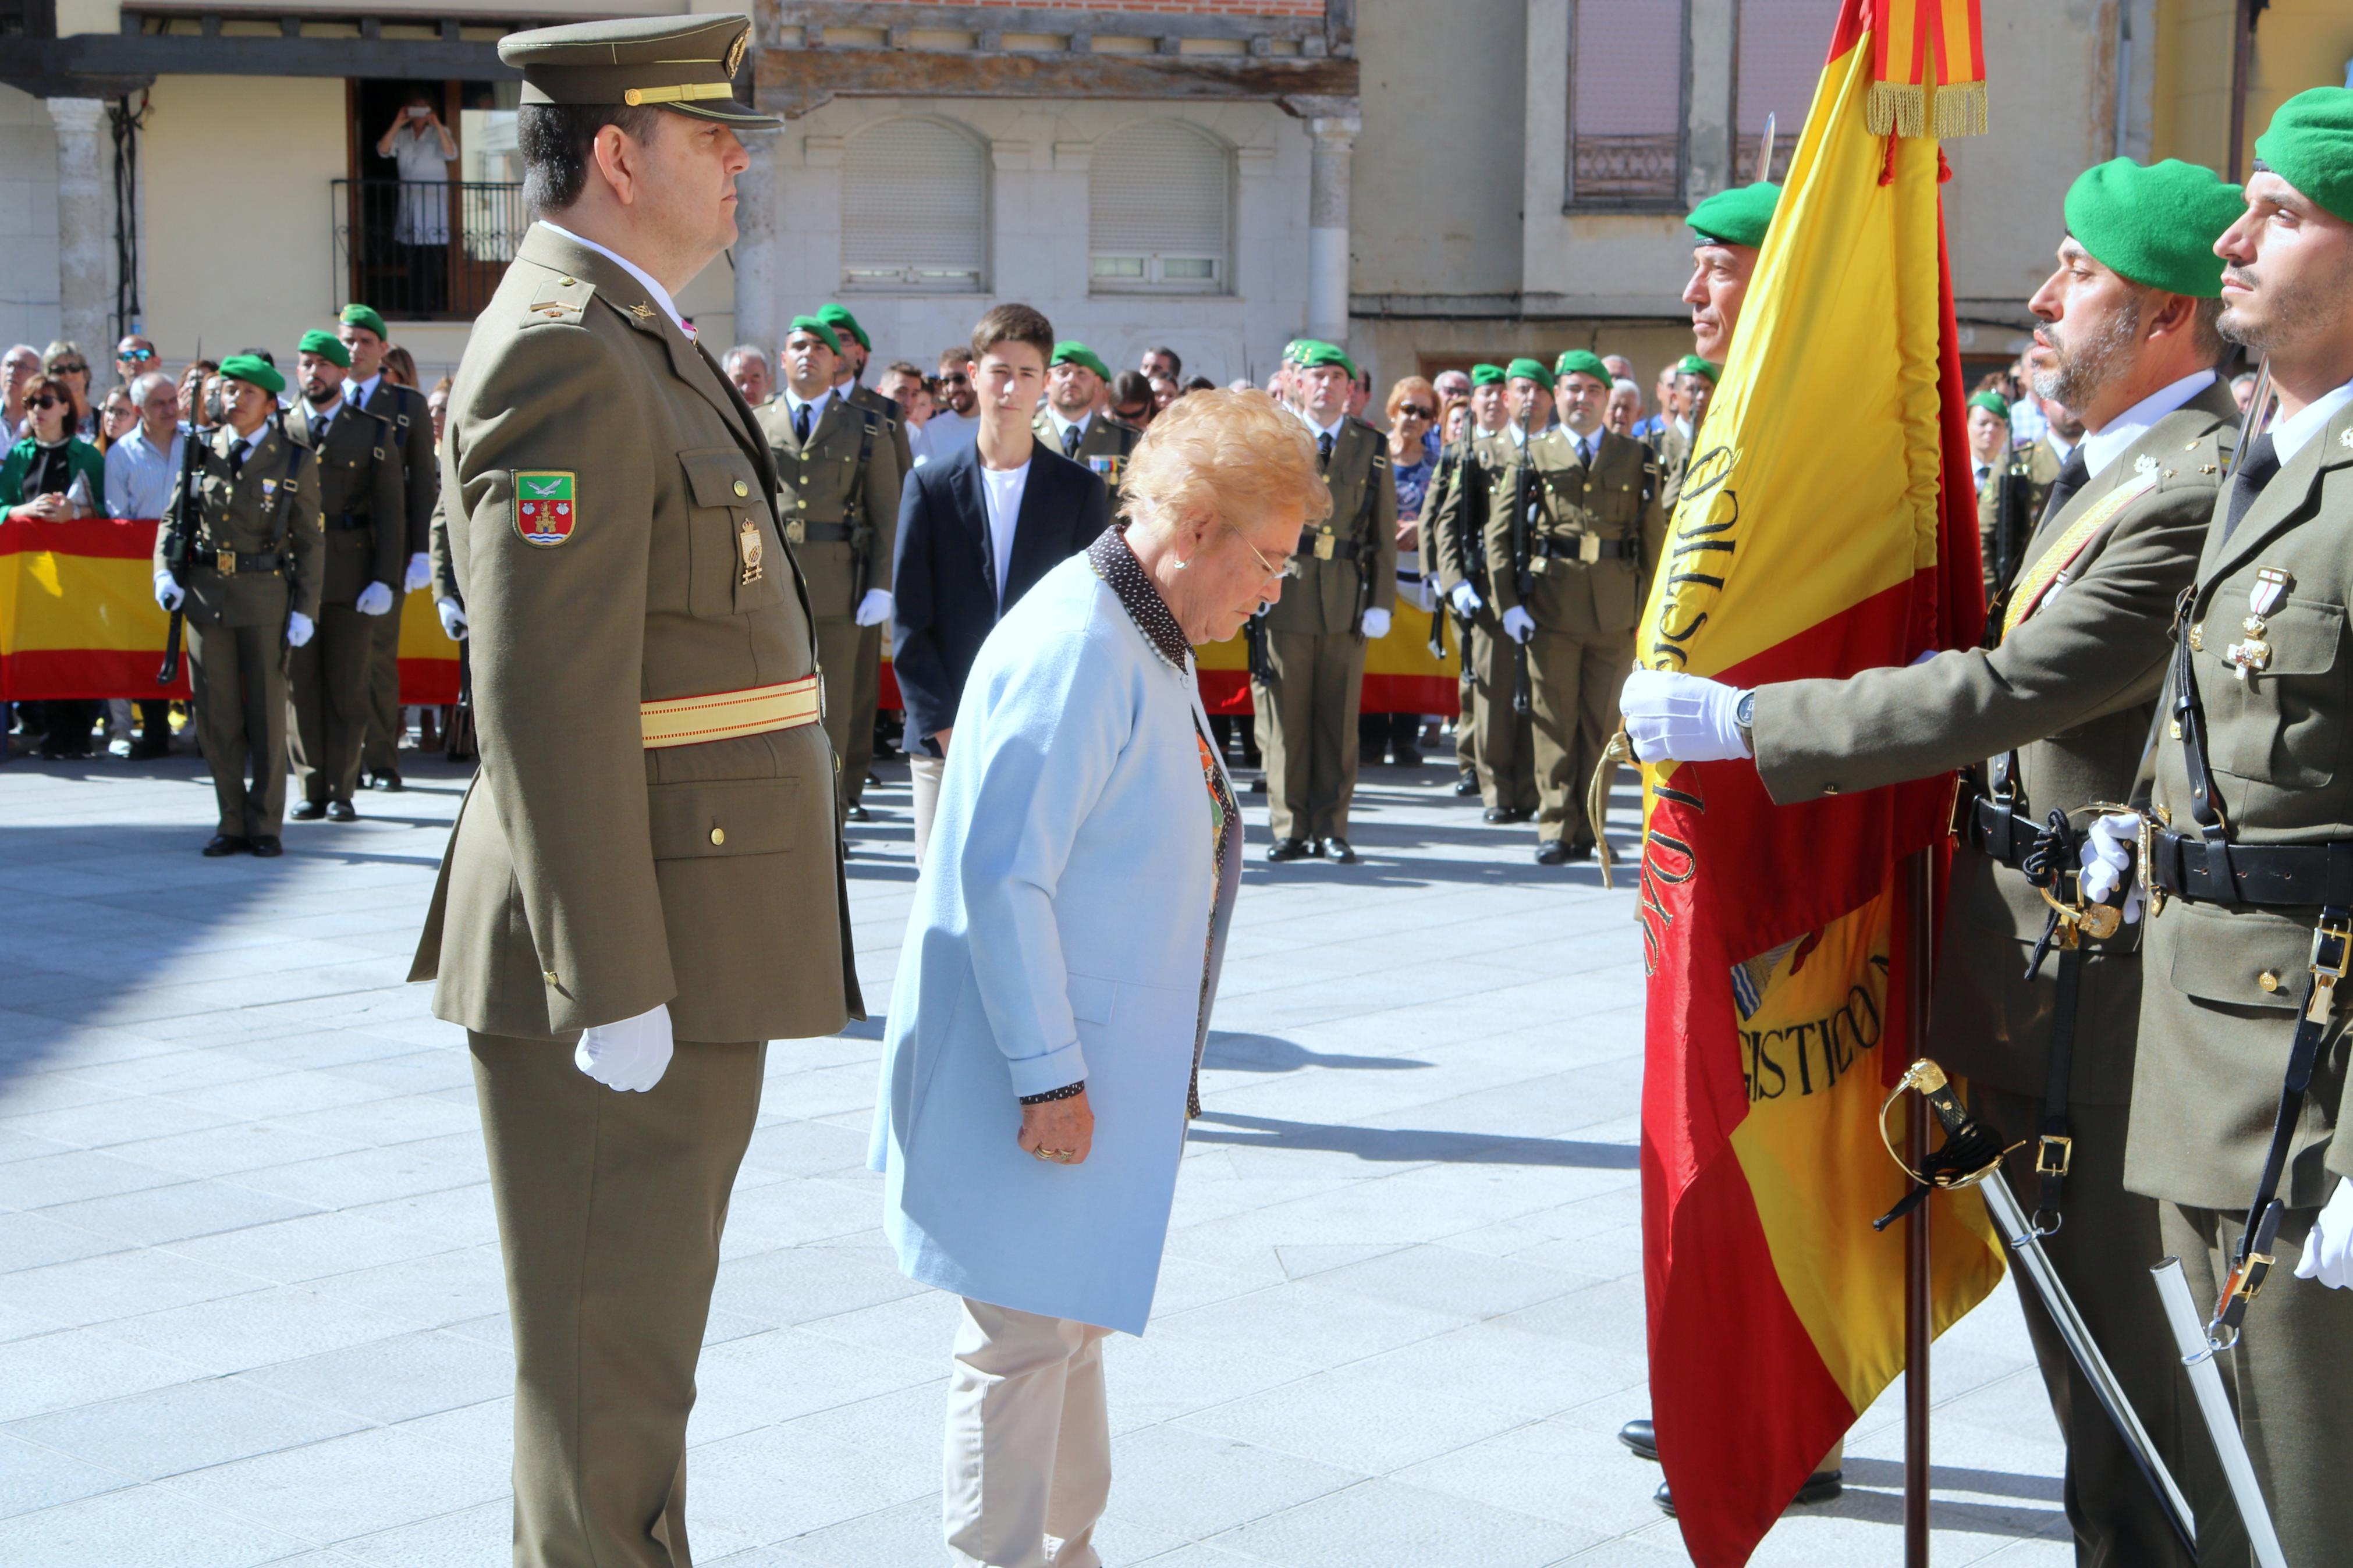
710;827;726;846
733;479;748;497
2259;970;2281;993
1822;783;1840;797
542;969;560;986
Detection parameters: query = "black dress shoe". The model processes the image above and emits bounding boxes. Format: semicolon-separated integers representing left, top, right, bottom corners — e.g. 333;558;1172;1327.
1655;1470;1840;1518
844;804;871;823
371;770;404;792
1393;748;1424;767
249;835;283;857
1321;837;1358;864
327;800;357;823
1454;771;1481;797
1482;806;1512;824
201;834;249;857
1536;841;1570;866
1247;776;1268;794
292;801;326;821
1619;1418;1658;1462
129;735;172;760
1265;838;1312;863
1561;840;1595;862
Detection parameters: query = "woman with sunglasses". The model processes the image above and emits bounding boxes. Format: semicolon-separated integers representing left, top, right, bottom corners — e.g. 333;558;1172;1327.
1358;376;1443;767
2;372;109;758
41;341;97;437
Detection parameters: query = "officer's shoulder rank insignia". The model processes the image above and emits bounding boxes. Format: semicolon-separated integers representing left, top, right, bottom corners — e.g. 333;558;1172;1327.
2339;426;2353;450
514;471;577;547
2134;453;2159;475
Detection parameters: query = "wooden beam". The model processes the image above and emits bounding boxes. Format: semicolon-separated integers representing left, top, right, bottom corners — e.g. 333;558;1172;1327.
770;3;1325;45
0;29;513;93
754;45;1354;116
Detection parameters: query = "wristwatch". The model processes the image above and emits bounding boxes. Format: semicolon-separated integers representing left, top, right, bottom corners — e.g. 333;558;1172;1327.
1734;689;1756;752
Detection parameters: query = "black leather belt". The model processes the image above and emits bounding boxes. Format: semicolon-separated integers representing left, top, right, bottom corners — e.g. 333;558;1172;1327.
2146;829;2353;909
191;545;288;575
783;520;855;545
330;512;372;532
1961;792;2038;869
1534;534;1637;564
1298;530;1364;563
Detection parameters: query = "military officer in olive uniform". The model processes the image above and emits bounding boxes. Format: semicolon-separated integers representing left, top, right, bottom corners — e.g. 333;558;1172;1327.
1428;363;1538;819
288;328;406;820
755;313;902;826
1623;159;2255;1561
1037;340;1143;492
1488;353;1663;864
1256;340;1396;862
2089;92;2353;1568
151;354;324;858
810;302;907;807
404;19;859;1566
1970;390;2062;605
337;304;437;792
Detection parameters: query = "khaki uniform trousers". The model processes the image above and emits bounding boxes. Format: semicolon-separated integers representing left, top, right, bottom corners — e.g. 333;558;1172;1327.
289;602;378;806
813;617;882;813
1252;628;1365;843
186;620;290;838
1527;627;1626;845
1974;1091;2231;1567
945;1297;1113;1568
471;1033;765;1568
2158;1199;2353;1568
362;598;403;775
1468;613;1536;816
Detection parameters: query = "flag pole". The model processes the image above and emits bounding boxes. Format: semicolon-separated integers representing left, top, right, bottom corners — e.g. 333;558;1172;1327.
1903;847;1935;1565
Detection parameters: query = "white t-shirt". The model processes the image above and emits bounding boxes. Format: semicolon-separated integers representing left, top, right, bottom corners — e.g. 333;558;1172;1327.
924;409;978;464
979;458;1031;611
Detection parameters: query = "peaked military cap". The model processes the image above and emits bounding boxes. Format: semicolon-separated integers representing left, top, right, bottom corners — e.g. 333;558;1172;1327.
499;14;775;127
1553;350;1610;385
1688;180;1781;248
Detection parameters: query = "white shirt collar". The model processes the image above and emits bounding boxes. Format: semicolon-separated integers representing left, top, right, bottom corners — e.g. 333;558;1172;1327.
1673;415;1694;441
349;371;382;408
304;394;344;426
2080;369;2216;481
2269;377;2353;468
783;385;833;421
1049;408;1092;441
1311;415;1347;444
1563;422;1602;457
538;221;686;333
2044;430;2077;467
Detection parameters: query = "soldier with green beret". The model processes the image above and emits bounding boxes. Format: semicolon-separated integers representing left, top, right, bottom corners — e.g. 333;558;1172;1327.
151;354;323;857
757;312;902;828
811;300;911;812
1625;152;2257;1551
1038;339;1142;491
288;325;405;822
1257;338;1396;862
404;16;860;1566
1663;182;1776;518
336;301;438;792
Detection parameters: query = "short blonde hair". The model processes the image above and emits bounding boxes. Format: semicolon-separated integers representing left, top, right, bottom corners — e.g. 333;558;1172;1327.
1384;375;1438;424
1121;389;1332;541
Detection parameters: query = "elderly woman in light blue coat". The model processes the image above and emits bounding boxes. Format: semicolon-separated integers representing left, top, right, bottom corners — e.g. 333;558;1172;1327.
871;390;1329;1568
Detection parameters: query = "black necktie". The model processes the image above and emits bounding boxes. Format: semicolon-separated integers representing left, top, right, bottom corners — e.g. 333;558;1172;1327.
1579;436;1595;468
1063;423;1082;458
228;439;247;479
2036;446;2089;532
309;414;328;447
2223;433;2280;542
794;402;811;446
1318;432;1335;467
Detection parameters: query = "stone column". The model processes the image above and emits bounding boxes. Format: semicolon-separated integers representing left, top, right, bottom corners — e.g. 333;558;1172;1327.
1684;0;1737;202
732;127;785;363
1305;109;1358;349
50;97;112;360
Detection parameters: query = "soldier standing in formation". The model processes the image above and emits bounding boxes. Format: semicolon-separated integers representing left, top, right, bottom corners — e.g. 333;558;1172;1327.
288;328;406;823
1489;351;1663;864
812;301;908;812
1971;387;2061;608
151;354;322;858
755;313;902;826
406;17;858;1565
1424;362;1504;803
336;304;436;793
1257;340;1395;863
1037;339;1143;489
1430;362;1540;822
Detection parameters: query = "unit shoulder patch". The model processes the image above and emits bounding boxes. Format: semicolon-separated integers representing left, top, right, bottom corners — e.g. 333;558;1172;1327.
514;471;577;547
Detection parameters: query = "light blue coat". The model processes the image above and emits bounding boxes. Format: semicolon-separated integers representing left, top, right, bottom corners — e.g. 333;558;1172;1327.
869;550;1241;1334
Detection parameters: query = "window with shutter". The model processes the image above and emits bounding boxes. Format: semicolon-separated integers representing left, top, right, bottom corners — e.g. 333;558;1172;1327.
1089;120;1231;294
1567;0;1687;209
1737;0;1840;183
842;119;988;294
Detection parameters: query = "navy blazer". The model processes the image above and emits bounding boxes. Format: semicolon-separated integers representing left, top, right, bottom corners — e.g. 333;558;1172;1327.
890;437;1112;748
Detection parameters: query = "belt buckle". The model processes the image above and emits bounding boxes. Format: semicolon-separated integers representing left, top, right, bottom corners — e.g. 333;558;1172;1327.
217;548;237;575
1314;535;1336;561
784;520;805;545
2034;1134;2073;1178
2306;911;2352;1022
1579;534;1603;565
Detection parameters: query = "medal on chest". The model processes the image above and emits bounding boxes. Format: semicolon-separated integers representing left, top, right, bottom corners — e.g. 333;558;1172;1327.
738;516;764;584
2226;566;2291;684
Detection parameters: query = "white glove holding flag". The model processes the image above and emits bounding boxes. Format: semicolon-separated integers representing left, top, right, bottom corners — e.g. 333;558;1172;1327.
1360;606;1392;640
2295;1178;2353;1290
404;552;434;593
286;611;315;648
1502;606;1536;645
154;573;184;613
1621;669;1751;763
1449;581;1483;618
2078;812;2145;925
436;596;469;641
854;588;894;628
354;581;396;617
576;1002;674;1093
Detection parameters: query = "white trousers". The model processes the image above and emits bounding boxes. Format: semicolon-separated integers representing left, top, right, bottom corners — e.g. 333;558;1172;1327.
943;1297;1114;1568
911;752;946;867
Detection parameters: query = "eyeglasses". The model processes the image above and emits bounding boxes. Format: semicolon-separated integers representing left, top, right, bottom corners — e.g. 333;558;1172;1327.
1225;524;1290;583
27;396;59;410
50;363;87;377
938;372;970;386
1397;404;1434;421
118;347;154;363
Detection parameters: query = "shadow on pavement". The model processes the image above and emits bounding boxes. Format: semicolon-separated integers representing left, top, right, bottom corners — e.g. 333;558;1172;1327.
1201;1030;1431;1073
1187;1109;1640;1167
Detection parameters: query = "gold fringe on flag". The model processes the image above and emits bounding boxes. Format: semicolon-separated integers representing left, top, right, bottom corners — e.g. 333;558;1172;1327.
1933;81;1988;138
1867;80;1926;138
1869;0;1987;141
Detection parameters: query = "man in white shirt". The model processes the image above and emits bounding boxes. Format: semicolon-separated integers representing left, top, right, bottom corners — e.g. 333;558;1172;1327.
722;342;772;407
105;369;187;756
922;344;981;462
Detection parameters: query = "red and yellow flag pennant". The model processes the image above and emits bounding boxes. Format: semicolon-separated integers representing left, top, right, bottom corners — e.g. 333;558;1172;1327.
1869;0;1988;140
1633;2;2002;1562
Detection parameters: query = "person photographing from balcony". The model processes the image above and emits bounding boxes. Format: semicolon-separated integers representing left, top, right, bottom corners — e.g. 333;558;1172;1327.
375;89;457;315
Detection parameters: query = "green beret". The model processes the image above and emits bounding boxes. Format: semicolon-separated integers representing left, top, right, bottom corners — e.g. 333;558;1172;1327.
339;304;388;340
1049;341;1113;383
297;329;351;368
2064;158;2243;297
1674;354;1720;384
218;353;285;397
1283;338;1317;365
1470;363;1506;387
1553;350;1610;385
1505;357;1551;385
787;315;842;355
1688;180;1781;249
1296;341;1358;379
2254;87;2353;225
814;303;870;351
1968;390;2012;420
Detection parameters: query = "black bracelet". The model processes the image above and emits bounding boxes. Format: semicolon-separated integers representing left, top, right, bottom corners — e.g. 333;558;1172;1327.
1019;1080;1085;1105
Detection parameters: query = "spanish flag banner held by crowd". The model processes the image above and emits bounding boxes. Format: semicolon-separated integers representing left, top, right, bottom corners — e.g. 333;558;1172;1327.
1632;2;2003;1562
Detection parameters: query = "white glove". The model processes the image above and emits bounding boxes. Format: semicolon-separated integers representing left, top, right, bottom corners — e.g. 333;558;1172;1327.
1502;606;1536;645
2295;1177;2353;1290
854;588;894;628
154;572;184;613
354;581;396;617
574;1002;674;1093
1621;668;1752;763
286;611;315;648
436;596;469;641
2078;812;2145;924
403;552;433;593
1449;581;1484;617
1360;606;1392;640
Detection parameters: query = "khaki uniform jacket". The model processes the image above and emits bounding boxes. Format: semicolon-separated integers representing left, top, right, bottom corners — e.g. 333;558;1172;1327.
359;378;436;555
755;392;903;621
848;383;913;484
2138;397;2353;1208
1659;419;1696;517
408;224;860;1044
1034;410;1144;491
155;421;324;630
1754;381;2238;1105
1976;439;2061;603
1482;426;1666;639
428;484;458;605
1423;432;1499;596
1265;415;1397;637
302;401;406;606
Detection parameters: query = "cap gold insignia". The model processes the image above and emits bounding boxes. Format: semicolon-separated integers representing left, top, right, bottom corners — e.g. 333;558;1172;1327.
627;301;655;321
725;30;747;76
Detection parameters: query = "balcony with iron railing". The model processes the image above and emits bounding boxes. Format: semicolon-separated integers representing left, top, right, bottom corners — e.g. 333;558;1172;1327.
332;178;527;322
1570;131;1683;208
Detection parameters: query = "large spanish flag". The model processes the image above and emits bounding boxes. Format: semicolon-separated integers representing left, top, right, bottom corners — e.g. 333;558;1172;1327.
1634;3;2002;1562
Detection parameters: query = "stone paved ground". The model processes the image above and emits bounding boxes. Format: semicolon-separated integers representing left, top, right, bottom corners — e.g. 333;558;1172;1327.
0;743;2075;1566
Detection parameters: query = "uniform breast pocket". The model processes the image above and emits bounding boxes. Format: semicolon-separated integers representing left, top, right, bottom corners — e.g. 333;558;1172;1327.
678;447;785;619
2205;595;2345;790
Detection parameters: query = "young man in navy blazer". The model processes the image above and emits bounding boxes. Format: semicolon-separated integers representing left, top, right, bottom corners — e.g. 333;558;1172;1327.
892;304;1113;860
